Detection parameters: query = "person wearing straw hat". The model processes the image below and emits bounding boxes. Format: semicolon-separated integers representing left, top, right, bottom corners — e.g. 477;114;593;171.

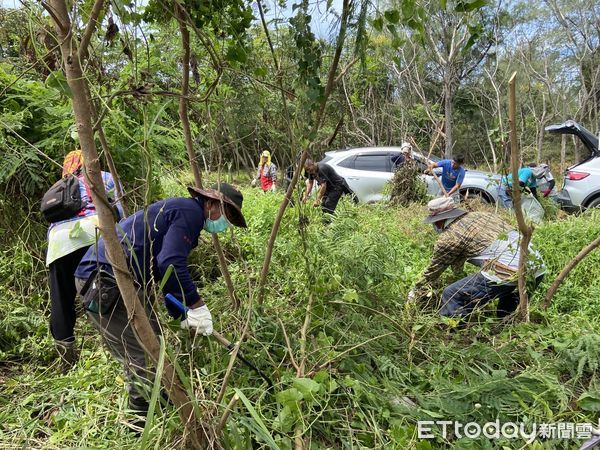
46;150;124;373
408;197;545;319
73;183;247;415
252;150;277;192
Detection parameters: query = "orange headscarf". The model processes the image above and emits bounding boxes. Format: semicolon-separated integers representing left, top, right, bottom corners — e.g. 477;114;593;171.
62;150;84;177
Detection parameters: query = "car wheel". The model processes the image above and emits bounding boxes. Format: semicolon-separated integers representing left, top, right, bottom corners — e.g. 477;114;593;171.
586;197;600;208
461;190;491;204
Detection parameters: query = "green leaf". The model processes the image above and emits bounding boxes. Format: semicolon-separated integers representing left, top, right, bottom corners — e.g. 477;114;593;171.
372;17;384;32
273;405;296;432
440;0;447;9
276;387;303;408
343;289;358;302
293;377;321;398
416;441;434;450
421;408;445;418
140;335;166;446
384;9;400;24
234;388;281;450
455;0;488;13
158;264;174;292
578;391;600;411
254;67;268;78
226;44;248;64
45;71;72;98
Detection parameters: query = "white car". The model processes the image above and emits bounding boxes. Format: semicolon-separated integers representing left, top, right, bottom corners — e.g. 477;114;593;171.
320;147;501;203
545;120;600;211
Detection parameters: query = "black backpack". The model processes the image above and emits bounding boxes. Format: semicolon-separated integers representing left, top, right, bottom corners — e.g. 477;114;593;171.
40;174;85;223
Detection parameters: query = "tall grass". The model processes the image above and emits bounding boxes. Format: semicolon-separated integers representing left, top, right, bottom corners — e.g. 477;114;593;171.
1;185;599;449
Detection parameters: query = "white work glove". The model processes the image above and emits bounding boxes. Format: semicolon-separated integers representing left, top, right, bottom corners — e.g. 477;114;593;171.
180;305;213;336
407;289;416;302
251;178;257;187
271;184;276;192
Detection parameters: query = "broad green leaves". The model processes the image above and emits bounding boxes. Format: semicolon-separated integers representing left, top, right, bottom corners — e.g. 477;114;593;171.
289;0;323;113
578;391;600;412
455;0;488;13
274;376;327;433
384;9;401;24
45;71;72;98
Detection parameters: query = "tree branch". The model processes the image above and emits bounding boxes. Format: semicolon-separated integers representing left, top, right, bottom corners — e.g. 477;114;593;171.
256;0;352;304
78;0;105;59
508;72;532;322
47;1;210;446
544;234;600;309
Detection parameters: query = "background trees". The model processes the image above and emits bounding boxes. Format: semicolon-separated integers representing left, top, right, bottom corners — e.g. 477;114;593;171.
2;0;598;201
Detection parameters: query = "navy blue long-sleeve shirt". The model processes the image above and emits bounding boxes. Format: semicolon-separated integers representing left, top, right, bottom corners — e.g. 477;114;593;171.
75;197;205;306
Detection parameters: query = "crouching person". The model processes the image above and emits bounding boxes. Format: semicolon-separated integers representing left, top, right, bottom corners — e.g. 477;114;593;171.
409;198;545;319
73;183;247;415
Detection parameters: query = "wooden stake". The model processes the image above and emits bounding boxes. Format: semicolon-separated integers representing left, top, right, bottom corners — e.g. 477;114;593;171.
508;72;532;322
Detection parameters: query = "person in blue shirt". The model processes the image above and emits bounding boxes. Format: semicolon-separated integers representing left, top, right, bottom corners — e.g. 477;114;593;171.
428;155;466;199
74;183;247;415
497;166;538;208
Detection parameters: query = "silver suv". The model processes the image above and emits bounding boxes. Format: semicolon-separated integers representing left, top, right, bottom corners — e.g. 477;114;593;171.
545;121;600;211
321;147;501;203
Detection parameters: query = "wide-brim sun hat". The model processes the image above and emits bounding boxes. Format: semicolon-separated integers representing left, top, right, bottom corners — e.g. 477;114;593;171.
188;183;247;228
423;197;467;224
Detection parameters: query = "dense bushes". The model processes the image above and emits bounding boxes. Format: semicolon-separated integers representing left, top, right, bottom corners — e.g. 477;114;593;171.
1;183;599;448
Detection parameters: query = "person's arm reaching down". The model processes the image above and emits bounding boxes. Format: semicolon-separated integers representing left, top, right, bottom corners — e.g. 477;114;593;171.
446;168;465;197
314;182;327;206
156;219;202;308
303;179;314;202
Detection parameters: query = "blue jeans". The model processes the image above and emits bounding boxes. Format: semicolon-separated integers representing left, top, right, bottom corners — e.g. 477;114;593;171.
440;273;521;318
496;185;512;208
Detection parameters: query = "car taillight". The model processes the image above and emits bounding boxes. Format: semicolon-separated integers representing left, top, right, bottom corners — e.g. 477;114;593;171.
566;171;590;181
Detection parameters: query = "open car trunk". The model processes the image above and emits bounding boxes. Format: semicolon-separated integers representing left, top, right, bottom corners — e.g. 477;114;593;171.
545;120;599;167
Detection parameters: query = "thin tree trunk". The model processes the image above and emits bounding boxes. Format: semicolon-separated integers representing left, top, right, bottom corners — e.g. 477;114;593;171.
509;72;532;323
444;73;453;158
177;7;202;188
536;94;547;164
256;0;351;304
45;1;209;447
97;125;129;217
176;5;238;310
544;234;600;309
536;126;545;164
560;132;567;173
